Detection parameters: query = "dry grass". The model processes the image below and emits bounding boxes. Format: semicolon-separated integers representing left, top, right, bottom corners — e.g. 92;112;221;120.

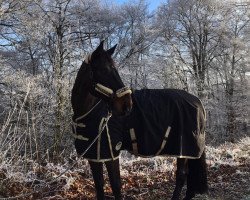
0;138;249;200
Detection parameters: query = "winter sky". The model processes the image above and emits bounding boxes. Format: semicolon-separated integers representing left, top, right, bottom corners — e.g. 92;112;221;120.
114;0;165;11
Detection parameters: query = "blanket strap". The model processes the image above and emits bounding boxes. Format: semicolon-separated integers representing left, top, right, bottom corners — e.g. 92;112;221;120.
106;124;115;160
71;133;89;141
129;128;138;155
72;122;86;128
71;101;101;141
71;123;89;141
156;126;171;156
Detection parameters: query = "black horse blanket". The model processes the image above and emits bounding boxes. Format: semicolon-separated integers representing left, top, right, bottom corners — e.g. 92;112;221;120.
73;89;206;162
73;101;124;162
123;89;206;158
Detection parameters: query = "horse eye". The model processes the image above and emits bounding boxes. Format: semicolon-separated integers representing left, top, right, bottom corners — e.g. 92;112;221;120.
110;65;115;70
104;64;113;72
99;65;111;74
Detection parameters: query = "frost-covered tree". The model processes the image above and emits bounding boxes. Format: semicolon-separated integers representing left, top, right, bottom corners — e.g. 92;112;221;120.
209;1;250;139
155;0;249;142
112;0;154;88
156;0;221;98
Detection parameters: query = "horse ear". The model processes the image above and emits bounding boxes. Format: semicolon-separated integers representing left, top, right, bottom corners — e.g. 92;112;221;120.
96;40;104;52
107;44;117;56
92;40;104;58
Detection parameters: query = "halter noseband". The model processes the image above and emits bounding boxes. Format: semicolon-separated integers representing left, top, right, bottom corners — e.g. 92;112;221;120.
84;54;132;99
95;83;132;98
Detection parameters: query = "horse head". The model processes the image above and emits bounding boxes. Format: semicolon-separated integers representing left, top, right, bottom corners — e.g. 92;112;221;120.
87;41;133;116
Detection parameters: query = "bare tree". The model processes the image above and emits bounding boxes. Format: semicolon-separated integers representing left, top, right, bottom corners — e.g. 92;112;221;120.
211;1;250;138
111;0;154;88
156;0;221;98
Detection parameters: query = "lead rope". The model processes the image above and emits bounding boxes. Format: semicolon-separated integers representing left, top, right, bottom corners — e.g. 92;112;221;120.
0;112;113;200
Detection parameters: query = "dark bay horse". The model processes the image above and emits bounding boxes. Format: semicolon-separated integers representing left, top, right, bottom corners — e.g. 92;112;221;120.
71;41;208;200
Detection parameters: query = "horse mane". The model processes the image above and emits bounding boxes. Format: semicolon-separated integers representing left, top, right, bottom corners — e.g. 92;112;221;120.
71;61;90;114
84;53;92;64
72;62;88;92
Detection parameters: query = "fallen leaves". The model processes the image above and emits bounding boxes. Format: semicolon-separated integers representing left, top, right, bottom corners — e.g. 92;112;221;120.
0;137;249;200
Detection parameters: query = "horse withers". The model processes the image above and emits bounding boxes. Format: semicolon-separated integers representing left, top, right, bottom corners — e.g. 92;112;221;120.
71;41;208;200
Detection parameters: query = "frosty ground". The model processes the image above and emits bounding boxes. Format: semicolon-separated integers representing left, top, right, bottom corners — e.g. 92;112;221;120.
0;137;249;200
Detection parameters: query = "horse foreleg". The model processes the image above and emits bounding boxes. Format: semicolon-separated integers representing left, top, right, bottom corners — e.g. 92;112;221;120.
171;158;188;200
105;159;122;200
89;161;105;200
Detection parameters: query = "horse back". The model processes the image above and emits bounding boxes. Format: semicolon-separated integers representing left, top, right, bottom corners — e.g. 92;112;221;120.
123;89;206;158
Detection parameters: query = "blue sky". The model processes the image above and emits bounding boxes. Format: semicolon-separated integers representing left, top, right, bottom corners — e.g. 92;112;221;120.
114;0;165;12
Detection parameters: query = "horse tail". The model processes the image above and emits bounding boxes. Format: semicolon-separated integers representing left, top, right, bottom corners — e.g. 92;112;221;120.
187;151;208;194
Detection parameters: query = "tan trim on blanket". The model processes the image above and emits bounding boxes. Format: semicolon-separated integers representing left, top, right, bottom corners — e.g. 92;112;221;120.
156;126;171;156
128;151;202;159
106;124;115;159
86;156;120;163
97;118;105;161
130;128;138;155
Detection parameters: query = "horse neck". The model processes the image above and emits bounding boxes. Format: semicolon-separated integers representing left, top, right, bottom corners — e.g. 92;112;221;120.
71;62;98;119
